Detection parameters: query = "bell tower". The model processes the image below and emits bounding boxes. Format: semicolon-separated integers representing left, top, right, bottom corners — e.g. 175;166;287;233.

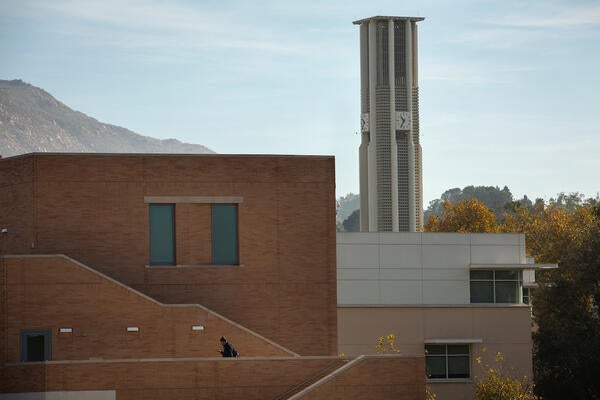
354;16;424;232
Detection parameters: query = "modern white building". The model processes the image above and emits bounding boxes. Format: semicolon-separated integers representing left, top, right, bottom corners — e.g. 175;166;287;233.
354;16;424;232
337;232;556;399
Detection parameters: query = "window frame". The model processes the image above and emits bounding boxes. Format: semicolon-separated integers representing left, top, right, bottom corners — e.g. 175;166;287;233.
211;203;239;265
470;270;523;304
145;197;242;268
20;329;51;362
149;203;176;266
425;344;471;381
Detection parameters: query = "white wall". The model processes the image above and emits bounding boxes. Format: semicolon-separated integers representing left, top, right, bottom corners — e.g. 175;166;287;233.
337;232;526;305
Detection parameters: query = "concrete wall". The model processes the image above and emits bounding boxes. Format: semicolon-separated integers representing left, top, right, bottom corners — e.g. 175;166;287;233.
0;153;337;356
337;232;526;305
338;306;533;400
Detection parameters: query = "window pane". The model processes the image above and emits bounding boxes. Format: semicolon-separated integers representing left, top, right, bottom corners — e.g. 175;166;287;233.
495;270;518;280
426;356;446;379
470;271;493;280
212;204;238;265
496;281;518;303
447;345;469;355
470;281;494;303
448;355;470;378
523;287;530;305
425;344;446;355
149;204;175;265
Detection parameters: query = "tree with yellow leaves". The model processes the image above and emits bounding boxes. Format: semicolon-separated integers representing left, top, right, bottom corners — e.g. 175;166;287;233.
424;199;498;233
474;349;540;400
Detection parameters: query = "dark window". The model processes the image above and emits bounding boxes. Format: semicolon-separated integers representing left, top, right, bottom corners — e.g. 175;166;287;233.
425;344;470;380
470;270;522;304
149;204;175;265
212;204;238;265
20;329;51;362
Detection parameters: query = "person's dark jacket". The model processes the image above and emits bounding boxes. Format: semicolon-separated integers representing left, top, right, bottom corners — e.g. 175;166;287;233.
220;342;238;357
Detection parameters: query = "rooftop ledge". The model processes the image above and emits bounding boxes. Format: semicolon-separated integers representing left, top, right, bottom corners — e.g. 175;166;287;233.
353;16;425;24
470;263;558;270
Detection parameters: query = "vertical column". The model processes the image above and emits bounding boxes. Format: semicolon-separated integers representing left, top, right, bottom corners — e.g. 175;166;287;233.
359;23;370;232
367;20;378;232
388;18;399;232
412;21;423;229
405;19;416;232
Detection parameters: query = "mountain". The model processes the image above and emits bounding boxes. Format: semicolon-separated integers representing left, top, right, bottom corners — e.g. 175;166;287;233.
0;79;213;157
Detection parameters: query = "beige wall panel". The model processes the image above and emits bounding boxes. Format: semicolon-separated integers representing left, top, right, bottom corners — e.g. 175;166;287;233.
421;233;468;245
470;245;521;264
470;233;520;246
380;280;422;304
379;244;421;266
421;245;469;267
338;244;379;268
338;281;379;304
380;268;421;281
422;280;469;304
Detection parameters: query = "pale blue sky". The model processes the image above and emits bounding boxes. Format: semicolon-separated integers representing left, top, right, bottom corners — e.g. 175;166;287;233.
1;0;599;206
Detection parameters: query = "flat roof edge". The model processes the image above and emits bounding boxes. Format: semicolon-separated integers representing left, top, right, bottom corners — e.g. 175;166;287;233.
0;152;335;161
353;16;425;25
470;263;559;270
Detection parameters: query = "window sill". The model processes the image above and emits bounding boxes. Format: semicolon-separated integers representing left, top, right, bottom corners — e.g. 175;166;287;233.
427;378;473;384
146;264;244;269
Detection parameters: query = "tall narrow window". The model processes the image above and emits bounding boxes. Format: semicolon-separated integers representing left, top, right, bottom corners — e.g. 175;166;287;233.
149;204;175;265
212;204;238;265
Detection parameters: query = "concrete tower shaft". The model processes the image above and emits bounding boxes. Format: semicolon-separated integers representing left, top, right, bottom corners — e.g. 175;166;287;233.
354;16;424;232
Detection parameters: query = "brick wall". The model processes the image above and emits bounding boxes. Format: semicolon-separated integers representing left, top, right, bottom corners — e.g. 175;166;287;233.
1;255;294;364
0;153;337;356
0;155;35;254
293;355;426;400
0;356;425;400
1;358;340;399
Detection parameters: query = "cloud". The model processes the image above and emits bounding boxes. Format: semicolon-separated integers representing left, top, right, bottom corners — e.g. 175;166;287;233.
440;2;600;49
10;0;315;55
488;3;600;28
421;62;532;85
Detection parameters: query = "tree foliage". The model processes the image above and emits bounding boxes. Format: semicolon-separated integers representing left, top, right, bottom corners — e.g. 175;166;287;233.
423;191;600;398
336;193;360;222
474;350;540;400
426;185;513;220
424;199;498;233
342;209;360;232
527;204;600;400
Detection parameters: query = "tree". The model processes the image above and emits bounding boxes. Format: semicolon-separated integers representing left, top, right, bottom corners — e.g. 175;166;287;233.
342;209;360;232
528;204;600;400
424;199;498;233
336;193;360;222
474;350;540;400
425;185;513;221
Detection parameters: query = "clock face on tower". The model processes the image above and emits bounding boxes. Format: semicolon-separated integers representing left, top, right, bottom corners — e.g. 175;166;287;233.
361;113;369;132
396;111;411;130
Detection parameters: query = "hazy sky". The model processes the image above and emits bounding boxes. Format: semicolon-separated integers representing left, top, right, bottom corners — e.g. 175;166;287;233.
1;0;599;206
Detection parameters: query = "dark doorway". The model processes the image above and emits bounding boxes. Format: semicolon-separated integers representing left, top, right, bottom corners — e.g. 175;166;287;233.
20;329;51;362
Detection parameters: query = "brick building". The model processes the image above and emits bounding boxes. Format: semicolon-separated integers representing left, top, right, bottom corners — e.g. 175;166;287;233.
0;153;425;399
